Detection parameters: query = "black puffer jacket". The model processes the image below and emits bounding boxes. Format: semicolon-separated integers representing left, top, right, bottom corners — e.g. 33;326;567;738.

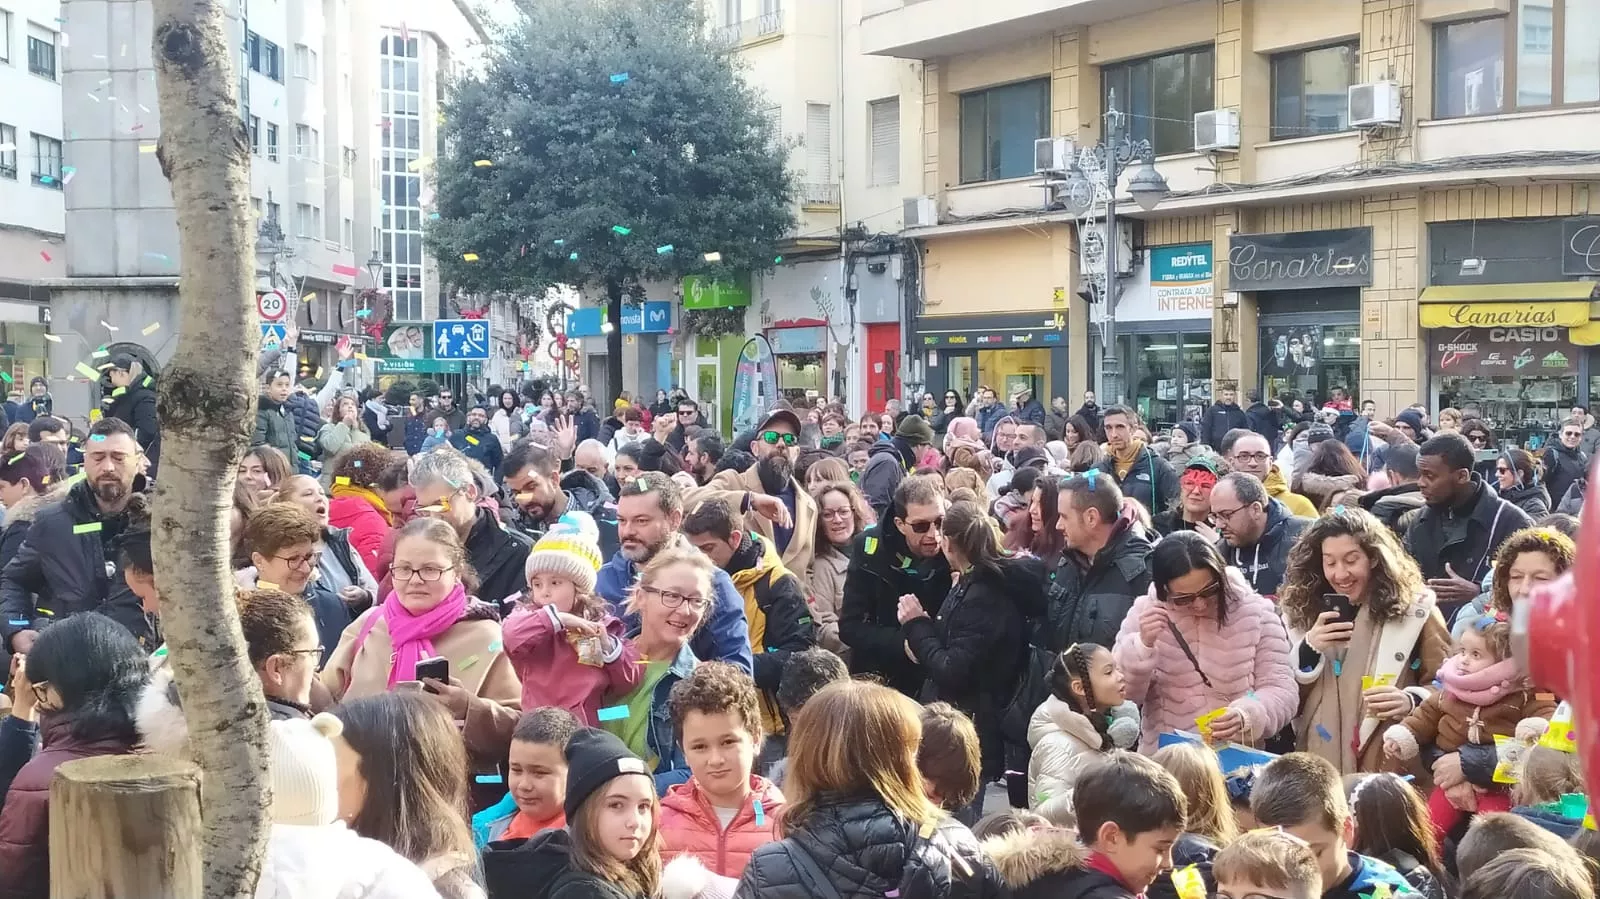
1107;445;1179;516
1359;482;1425;538
1542;443;1588;514
840;521;953;697
285;392;325;462
466;506;534;609
735;797;1004;899
1044;519;1152;650
904;557;1039;779
1500;481;1551;517
484;828;646;899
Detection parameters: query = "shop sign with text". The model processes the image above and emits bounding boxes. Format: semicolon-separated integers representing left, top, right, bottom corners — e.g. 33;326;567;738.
917;311;1066;348
1419;301;1590;329
1429;327;1577;377
1228;228;1373;291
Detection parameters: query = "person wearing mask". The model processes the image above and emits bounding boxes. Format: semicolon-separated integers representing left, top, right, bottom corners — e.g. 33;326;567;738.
682;433;724;487
860;414;934;522
1223;429;1318;519
409;447;532;608
432;388;467;433
1405;433;1533;625
1101;405;1179;516
1495;448;1550;517
1153;456;1223;538
1047;472;1154;650
0;614;149;896
1359;444;1426;538
687;408;817;579
102;353;161;478
1541;418;1588;513
1203;387;1249;451
1208;472;1309;600
502;439;619;556
595;473;752;673
1113;532;1296;751
0;419;152;654
255;371;299;459
806;481;871;659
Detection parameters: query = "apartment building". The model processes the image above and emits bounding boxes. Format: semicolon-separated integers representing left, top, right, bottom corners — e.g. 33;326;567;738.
862;0;1600;440
0;0;63;387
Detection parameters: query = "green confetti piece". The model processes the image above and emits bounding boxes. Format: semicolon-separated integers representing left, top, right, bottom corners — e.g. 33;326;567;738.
91;349;109;359
298;452;312;461
0;373;11;384
774;255;783;263
488;640;502;652
73;522;103;534
111;387;126;397
656;244;674;254
74;362;99;379
611;225;631;235
459;654;480;671
5;454;19;464
143;376;153;387
568;252;578;261
152;646;169;659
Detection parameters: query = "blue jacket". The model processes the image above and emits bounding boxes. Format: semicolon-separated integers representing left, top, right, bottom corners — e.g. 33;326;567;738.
472;793;519;850
975;403;1007;439
595;549;753;676
404;416;431;455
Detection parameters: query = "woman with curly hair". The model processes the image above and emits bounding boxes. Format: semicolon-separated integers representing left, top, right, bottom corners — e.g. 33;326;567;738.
1278;507;1451;774
326;442;398;583
1451;526;1576;639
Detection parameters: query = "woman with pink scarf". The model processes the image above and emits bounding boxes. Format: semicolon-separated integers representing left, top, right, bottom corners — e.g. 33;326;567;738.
942;416;993;474
322;516;521;763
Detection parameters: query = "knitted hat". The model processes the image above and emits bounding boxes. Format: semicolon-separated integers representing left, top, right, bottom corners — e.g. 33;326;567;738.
1395;408;1426;437
894;414;934;447
524;510;604;595
1176;421;1200;443
564;727;650;819
269;712;344;827
1306;423;1336;445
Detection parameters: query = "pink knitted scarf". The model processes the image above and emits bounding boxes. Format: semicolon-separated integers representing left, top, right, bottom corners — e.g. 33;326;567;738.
1437;654;1525;706
365;584;470;688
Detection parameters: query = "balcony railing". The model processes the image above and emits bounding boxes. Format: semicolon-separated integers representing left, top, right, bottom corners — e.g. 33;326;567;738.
712;9;784;48
800;182;840;206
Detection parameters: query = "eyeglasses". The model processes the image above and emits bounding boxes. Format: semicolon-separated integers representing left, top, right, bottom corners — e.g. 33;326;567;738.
677;409;697;416
759;430;798;447
1165;580;1224;607
822;507;854;521
901;515;945;535
1209;505;1252;524
1564;431;1583;440
1231;452;1272;465
1496;465;1512;474
639;583;710;611
1468;434;1488;444
274;551;322;569
392;564;454;583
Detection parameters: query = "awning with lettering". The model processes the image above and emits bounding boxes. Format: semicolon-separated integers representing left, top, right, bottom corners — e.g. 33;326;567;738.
1418;282;1599;303
1419;301;1592;329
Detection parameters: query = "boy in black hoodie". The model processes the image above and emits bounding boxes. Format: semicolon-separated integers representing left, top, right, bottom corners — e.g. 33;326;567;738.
985;750;1187;899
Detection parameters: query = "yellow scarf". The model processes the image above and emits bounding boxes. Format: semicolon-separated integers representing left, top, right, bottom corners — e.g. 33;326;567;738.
331;483;395;526
1106;439;1146;481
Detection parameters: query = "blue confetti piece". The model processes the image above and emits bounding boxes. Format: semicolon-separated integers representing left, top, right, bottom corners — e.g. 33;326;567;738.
656;244;674;255
1316;724;1333;742
489;640;502;653
1410;657;1422;670
597;705;629;722
39;176;53;185
429;212;440;219
610;72;629;83
474;773;503;784
89;434;107;442
753;798;765;826
1246;691;1257;700
1332;659;1342;677
553;239;565;246
569;252;578;261
8;619;28;626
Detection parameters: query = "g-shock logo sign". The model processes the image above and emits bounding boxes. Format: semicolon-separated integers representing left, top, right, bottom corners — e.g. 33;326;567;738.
1431;327;1578;376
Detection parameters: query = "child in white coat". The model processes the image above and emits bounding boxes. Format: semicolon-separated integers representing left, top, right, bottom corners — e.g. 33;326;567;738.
1026;643;1141;827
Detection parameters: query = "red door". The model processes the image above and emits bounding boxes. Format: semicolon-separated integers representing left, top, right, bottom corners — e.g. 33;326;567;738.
864;323;900;409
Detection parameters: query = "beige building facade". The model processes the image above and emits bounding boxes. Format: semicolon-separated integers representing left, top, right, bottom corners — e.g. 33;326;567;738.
860;0;1600;437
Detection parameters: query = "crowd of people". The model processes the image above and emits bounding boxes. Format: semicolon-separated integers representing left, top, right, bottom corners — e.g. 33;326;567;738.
0;359;1592;899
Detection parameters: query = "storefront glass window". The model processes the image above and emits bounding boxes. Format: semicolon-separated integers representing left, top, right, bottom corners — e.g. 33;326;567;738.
1433;327;1578;448
976;348;1050;406
1119;333;1212;430
1260;324;1361;407
777;352;825;401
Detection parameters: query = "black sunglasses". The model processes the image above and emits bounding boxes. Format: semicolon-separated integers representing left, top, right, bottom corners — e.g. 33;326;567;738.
760;430;798;446
901;515;945;534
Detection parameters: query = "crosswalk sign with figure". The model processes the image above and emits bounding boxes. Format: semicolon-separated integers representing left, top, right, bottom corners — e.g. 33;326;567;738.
433;319;491;360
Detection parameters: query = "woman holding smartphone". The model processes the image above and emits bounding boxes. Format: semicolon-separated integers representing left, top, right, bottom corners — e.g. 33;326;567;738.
1277;507;1451;775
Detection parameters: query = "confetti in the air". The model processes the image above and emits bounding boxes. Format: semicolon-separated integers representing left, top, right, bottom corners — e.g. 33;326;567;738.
74;362;98;379
462;253;480;262
474;159;493;167
43;334;61;343
656;245;674;254
703;252;722;263
610;73;629;83
553;239;565;246
141;323;160;336
100;321;118;332
139;145;157;154
568;252;579;261
611;225;631;236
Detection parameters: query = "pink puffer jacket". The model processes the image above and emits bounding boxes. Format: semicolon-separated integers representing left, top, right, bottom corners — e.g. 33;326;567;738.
658;775;785;879
1112;567;1298;749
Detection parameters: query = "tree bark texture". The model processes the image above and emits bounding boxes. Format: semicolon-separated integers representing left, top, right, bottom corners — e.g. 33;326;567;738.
606;280;623;406
150;2;271;896
50;755;203;899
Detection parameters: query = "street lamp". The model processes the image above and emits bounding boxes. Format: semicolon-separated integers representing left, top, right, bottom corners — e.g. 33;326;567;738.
1046;90;1170;405
364;251;384;288
256;216;286;283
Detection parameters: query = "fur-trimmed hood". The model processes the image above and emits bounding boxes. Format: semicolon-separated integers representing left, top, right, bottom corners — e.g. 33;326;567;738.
982;828;1087;889
4;480;70;526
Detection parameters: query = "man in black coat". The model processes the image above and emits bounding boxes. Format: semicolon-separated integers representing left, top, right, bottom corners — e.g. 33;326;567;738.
1047;472;1153;650
1102;405;1179;516
502;439;620;560
1543;418;1589;514
1202;386;1249;451
1408;432;1533;624
410;445;532;608
1244;389;1282;453
839;475;951;697
103;354;161;478
1;418;153;654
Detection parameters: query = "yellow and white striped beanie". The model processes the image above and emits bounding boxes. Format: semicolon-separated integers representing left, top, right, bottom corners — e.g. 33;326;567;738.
524;510;604;594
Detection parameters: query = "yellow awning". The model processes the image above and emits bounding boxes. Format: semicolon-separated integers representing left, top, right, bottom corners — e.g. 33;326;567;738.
1571;321;1600;345
1419;301;1592;329
1418;282;1599;303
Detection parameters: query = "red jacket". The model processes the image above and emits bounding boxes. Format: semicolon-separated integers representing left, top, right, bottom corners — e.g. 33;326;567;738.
658;775;784;878
0;714;137;898
328;492;393;582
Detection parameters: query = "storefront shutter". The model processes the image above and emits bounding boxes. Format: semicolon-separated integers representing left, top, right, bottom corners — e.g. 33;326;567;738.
869;98;899;187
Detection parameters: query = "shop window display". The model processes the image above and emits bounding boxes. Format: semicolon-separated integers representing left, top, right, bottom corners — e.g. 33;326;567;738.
1260;324;1360;408
1123;332;1212;429
1432;326;1577;448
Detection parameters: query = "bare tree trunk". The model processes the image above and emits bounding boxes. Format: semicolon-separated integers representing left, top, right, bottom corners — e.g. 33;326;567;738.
150;1;270;896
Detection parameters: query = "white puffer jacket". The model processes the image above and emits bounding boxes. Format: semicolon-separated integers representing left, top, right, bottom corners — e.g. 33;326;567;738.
1025;695;1140;826
256;823;443;899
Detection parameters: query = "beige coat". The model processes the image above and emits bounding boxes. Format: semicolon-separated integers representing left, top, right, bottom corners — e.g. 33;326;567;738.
687;465;817;585
805;548;849;656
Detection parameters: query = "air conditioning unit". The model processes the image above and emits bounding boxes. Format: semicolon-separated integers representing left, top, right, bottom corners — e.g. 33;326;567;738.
903;195;937;228
1349;81;1403;127
1193;109;1240;152
1033;136;1076;174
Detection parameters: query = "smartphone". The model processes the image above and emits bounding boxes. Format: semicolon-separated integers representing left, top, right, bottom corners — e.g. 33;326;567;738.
1322;593;1357;624
415;656;449;686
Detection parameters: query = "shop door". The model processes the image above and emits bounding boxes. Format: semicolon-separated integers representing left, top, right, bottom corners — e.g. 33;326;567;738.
944;351;977;403
693;336;723;432
865;323;900;409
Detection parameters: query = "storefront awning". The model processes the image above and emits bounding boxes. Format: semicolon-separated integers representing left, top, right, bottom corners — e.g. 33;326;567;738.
1418;282;1599;303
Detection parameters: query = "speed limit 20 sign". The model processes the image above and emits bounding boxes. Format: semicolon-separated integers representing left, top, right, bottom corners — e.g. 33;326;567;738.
257;289;288;322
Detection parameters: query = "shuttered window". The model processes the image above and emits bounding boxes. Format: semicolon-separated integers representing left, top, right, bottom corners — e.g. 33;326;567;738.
868;98;899;187
805;103;831;182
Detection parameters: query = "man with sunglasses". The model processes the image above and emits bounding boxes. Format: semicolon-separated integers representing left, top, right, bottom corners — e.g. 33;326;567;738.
1048;471;1153;650
664;398;704;455
686;407;817;580
1542;417;1589;515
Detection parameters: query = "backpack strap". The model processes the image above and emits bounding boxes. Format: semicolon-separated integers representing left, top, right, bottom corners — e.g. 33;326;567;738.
783;841;844;899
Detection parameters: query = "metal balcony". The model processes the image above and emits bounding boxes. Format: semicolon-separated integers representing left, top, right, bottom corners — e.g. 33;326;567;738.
712;9;784;49
800;182;841;206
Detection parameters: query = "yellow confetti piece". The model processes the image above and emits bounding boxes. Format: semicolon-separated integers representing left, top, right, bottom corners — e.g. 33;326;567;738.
111;387;126;397
258;580;280;590
462;253;480;262
44;334;61;343
91;350;109;359
474;159;492;167
459;654;480;670
315;367;325;379
1172;865;1207;899
354;353;367;360
141;322;160;335
466;435;479;445
301;292;316;304
72;522;103;534
139;144;157;154
1195;707;1230;743
1362;674;1396;691
335;476;351;486
74;362;99;379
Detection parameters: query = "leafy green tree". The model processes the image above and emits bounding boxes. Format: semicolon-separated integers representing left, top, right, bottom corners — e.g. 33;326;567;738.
429;0;794;398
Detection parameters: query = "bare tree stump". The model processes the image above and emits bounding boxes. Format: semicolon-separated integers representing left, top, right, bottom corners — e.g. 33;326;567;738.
49;755;203;899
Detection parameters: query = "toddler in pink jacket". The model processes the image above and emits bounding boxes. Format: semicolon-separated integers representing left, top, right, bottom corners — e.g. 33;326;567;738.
502;513;641;725
1112;534;1298;749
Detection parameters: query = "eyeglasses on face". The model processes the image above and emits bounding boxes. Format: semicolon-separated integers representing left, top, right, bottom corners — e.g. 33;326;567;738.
1232;452;1272;465
759;430;798;447
392;564;454;583
900;515;944;535
1209;505;1251;524
274;551;323;569
639;583;710;611
1496;465;1512;474
1165;580;1224;607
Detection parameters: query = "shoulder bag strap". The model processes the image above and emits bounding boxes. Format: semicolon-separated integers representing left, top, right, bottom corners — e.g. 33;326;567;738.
1165;618;1214;689
784;841;845;899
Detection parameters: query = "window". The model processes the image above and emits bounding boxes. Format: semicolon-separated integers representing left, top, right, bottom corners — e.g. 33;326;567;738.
26;26;55;80
868;97;899;187
342;217;354;249
1270;43;1358;139
1436;4;1600;116
31;134;61;187
1101;47;1214;157
0;10;11;65
293;44;319;81
266;122;279;161
0;123;15;179
295;203;321;238
1435;18;1505;117
249;115;261;155
294;124;319;158
251;197;263;220
342;146;355;178
804;103;831;183
958;78;1050;183
723;0;740;26
247;32;282;81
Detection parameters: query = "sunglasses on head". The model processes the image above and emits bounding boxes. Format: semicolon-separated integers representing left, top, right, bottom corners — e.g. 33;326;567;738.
760;430;798;446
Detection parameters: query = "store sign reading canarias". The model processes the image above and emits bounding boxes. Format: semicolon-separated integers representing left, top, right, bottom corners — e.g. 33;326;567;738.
1418;301;1591;329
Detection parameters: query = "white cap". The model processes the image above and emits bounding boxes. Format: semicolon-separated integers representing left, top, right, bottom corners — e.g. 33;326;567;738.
269;712;345;827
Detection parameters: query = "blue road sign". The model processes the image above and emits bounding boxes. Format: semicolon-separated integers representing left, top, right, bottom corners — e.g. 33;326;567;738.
566;307;604;337
433;319;491;360
260;324;287;351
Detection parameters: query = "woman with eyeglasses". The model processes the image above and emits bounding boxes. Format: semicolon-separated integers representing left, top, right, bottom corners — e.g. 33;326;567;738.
0;614;149;895
239;503;351;669
1112;531;1297;751
600;548;718;792
808;481;872;658
1495;448;1550;517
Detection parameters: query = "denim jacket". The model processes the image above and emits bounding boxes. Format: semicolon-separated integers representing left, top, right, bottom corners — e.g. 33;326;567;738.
642;641;700;794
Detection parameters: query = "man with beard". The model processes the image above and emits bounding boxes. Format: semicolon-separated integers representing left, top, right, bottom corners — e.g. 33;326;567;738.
1101;405;1179;516
665;397;704;455
686;408;817;580
1208;472;1308;599
1;418;154;653
501;439;619;559
410;447;532;608
451;404;504;475
682;432;724;486
594;472;752;673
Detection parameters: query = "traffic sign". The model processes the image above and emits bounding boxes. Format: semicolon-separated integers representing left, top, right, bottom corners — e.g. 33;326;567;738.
260;324;288;351
433;319;490;360
257;289;288;322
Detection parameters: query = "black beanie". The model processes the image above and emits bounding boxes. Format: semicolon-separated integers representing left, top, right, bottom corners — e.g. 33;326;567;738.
563;728;650;819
